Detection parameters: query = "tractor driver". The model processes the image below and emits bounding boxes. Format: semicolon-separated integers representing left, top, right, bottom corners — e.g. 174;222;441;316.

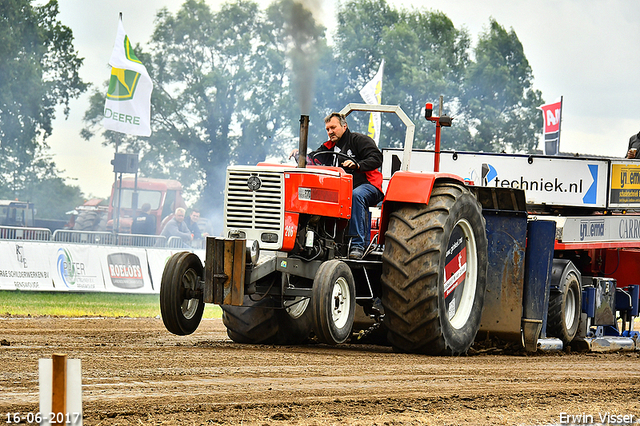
290;112;383;259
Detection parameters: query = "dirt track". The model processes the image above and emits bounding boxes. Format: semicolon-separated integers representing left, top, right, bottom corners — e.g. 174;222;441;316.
1;317;639;425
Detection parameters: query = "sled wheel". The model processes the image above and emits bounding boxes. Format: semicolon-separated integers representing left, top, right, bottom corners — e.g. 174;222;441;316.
381;182;488;355
312;260;356;344
547;262;582;345
160;252;204;335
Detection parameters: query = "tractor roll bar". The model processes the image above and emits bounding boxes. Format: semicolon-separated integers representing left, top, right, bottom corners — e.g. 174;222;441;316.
339;103;415;172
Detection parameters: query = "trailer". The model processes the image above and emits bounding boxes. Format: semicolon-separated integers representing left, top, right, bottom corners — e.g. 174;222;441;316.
159;102;640;354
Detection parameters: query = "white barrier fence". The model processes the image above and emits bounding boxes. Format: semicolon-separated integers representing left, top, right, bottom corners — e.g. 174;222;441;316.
0;239;204;294
0;226;204;249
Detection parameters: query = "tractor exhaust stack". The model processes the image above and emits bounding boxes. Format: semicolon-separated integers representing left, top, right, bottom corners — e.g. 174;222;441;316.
298;115;309;168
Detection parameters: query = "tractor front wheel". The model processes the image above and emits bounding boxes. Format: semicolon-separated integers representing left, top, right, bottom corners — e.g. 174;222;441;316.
312;260;356;344
160;252;205;335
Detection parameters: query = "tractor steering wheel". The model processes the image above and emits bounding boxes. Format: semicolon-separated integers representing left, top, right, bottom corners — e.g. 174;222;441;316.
309;151;359;170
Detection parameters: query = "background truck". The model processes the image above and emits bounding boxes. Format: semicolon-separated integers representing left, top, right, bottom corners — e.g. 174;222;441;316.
159;102;640;355
0;200;68;231
73;177;185;234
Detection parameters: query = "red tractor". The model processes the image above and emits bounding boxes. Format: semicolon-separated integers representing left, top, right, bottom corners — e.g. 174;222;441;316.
160;103;493;355
73;178;185;234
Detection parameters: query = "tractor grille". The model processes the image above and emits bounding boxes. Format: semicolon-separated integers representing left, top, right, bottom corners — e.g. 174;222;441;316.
225;169;284;232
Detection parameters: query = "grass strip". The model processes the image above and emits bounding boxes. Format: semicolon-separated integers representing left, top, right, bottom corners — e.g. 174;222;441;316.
0;290;222;319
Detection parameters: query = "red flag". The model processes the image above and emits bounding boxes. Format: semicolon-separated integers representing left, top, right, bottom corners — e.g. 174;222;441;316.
539;98;562;155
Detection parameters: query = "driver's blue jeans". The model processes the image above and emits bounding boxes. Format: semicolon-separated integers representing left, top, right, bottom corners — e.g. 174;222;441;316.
349;183;383;250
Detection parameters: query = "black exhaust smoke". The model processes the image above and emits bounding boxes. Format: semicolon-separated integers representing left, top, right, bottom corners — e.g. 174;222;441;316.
298;114;309;168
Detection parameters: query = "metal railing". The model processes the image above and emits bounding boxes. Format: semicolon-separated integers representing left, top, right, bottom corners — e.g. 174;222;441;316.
52;230;116;245
52;230;170;247
116;234;168;247
0;225;204;249
0;226;52;241
166;236;206;249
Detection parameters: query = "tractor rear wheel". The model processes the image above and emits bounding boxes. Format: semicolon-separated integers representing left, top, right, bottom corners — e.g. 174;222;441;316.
381;183;488;355
222;296;279;344
160;252;204;335
276;297;313;344
73;210;107;231
312;260;356;345
223;274;313;345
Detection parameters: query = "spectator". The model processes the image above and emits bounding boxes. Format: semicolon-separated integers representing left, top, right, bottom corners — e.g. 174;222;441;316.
184;209;209;241
160;207;192;246
131;203;157;235
626;131;640;159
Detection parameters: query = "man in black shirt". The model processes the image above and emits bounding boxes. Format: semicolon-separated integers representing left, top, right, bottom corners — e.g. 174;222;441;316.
131;203;156;235
626;131;640;159
291;113;383;259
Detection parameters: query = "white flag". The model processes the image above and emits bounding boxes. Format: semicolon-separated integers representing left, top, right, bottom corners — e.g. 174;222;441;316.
359;59;384;145
102;18;153;137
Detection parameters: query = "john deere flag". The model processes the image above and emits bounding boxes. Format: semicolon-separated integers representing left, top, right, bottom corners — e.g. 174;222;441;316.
539;97;562;155
359;59;384;145
102;18;153;137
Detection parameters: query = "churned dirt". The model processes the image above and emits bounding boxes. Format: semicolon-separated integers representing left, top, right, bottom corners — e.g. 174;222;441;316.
1;317;639;425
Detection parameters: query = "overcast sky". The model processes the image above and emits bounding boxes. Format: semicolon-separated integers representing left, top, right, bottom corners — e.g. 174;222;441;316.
47;0;640;197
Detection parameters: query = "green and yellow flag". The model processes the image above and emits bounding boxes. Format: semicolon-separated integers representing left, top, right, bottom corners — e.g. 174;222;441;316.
359;59;384;145
102;18;153;136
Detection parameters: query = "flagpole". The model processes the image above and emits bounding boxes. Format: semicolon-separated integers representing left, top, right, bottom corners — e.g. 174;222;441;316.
557;96;563;154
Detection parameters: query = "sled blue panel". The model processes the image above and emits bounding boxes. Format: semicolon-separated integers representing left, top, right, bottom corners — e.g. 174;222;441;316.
582;286;597;318
478;214;528;341
523;220;555;343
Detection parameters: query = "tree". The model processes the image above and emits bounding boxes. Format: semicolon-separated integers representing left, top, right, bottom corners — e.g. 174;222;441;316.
331;3;541;153
0;0;88;217
330;0;475;150
462;19;543;152
83;0;327;213
20;157;85;220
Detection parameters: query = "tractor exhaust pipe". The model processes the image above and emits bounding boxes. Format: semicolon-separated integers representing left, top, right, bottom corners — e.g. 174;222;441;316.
298;115;309;168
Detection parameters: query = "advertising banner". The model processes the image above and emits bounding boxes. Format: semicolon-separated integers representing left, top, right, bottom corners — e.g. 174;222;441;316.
546;216;640;243
359;59;384;145
100;247;154;293
609;161;640;207
382;150;608;208
0;241;206;294
51;245;105;291
0;242;55;291
146;249;205;294
102;18;153;136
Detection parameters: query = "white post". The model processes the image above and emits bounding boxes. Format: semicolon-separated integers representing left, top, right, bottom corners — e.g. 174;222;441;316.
39;355;82;426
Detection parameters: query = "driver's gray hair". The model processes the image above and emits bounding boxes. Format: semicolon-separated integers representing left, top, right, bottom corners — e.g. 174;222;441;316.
324;112;348;127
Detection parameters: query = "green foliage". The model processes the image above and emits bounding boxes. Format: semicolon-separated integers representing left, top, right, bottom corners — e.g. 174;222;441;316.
0;0;88;218
82;0;543;215
462;19;543;152
332;1;474;149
